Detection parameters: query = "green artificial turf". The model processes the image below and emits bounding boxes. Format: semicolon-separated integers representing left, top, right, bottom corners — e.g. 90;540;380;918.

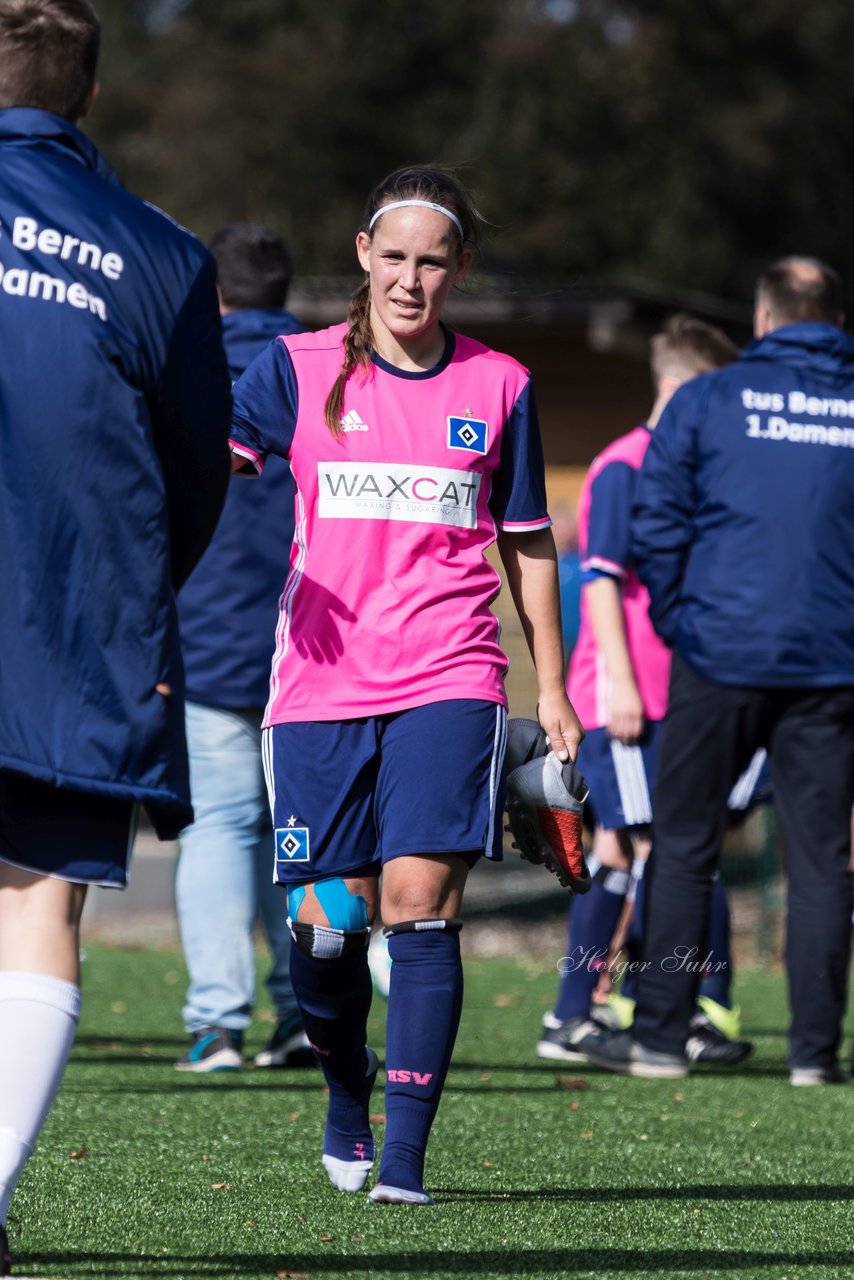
9;946;854;1279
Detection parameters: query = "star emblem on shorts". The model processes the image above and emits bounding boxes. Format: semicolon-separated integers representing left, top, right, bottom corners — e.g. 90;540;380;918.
286;815;297;827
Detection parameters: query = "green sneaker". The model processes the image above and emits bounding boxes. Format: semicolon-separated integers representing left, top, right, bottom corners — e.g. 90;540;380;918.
696;996;743;1041
604;992;636;1030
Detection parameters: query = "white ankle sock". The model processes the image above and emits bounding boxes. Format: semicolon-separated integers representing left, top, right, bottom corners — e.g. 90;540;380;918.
0;972;81;1225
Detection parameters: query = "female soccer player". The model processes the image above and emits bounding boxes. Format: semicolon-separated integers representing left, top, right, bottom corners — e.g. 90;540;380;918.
228;166;582;1204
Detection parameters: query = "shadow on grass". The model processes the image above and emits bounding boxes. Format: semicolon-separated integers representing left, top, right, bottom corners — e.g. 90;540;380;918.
72;1042;775;1083
438;1183;854;1202
448;1058;783;1077
67;1079;326;1094
19;1246;854;1275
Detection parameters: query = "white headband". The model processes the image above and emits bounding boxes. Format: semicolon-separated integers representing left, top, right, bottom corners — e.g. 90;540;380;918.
368;199;464;240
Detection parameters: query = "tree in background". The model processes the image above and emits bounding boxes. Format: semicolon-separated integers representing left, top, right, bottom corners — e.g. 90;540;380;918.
88;0;854;306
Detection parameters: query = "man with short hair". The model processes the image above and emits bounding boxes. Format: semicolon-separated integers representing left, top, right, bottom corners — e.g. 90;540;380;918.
584;258;854;1084
0;2;231;1269
175;223;312;1073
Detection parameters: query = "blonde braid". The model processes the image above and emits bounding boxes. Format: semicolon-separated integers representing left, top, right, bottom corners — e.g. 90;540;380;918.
324;279;373;436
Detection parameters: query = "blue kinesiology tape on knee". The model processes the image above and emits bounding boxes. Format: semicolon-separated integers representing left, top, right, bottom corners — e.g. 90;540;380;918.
314;878;369;931
286;885;306;921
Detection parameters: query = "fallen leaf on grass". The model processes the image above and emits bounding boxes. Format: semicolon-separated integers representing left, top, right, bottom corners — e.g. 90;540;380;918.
111;1001;126;1014
319;1235;335;1242
493;993;519;1007
673;1092;684;1102
289;1113;300;1122
580;1131;593;1139
211;1182;231;1190
568;1102;580;1111
369;1113;386;1125
483;1160;493;1167
69;1146;88;1160
202;1155;210;1162
276;1271;308;1278
479;1073;491;1081
163;970;179;985
257;1009;276;1023
555;1076;589;1091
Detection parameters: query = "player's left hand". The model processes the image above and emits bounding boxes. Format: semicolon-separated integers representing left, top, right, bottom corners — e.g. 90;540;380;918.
537;690;584;764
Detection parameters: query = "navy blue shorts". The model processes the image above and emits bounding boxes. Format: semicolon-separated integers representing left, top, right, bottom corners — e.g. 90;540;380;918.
0;772;137;888
261;699;508;886
578;724;661;831
580;725;771;832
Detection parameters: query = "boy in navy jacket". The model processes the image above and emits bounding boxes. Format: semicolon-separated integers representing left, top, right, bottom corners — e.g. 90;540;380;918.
0;3;231;1270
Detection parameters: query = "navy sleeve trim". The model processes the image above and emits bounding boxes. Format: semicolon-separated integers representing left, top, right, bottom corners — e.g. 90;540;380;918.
585;460;635;574
489;377;550;529
230;336;300;464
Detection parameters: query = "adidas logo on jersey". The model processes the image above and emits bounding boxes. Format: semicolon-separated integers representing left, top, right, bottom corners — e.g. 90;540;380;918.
340;409;370;432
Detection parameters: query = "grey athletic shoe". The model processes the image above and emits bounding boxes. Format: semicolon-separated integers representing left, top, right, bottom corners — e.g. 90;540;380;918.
580;1028;689;1079
176;1027;243;1073
505;719;591;893
536;1012;608;1062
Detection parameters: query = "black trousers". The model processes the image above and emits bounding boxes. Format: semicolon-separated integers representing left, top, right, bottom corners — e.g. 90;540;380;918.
634;655;854;1068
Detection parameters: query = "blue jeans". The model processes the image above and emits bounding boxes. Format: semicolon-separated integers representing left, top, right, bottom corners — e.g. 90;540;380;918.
176;703;297;1034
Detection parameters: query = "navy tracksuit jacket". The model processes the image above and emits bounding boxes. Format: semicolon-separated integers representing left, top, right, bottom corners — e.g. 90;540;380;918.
0;108;231;836
632;323;854;689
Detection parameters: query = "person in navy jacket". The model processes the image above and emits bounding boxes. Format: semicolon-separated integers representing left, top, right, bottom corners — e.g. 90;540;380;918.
0;2;230;1269
584;258;854;1085
174;224;312;1074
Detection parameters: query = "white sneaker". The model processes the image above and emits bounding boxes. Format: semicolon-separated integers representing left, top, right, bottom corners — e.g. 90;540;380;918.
790;1065;849;1086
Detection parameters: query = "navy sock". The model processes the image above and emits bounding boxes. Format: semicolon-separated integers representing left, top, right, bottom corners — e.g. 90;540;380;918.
379;928;463;1193
289;945;376;1163
698;880;732;1008
554;864;629;1022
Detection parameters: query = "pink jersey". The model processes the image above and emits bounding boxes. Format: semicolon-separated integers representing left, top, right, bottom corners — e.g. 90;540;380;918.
567;425;671;729
229;324;551;724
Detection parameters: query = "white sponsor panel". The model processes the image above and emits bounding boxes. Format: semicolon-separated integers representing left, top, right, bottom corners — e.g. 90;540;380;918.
318;461;481;528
